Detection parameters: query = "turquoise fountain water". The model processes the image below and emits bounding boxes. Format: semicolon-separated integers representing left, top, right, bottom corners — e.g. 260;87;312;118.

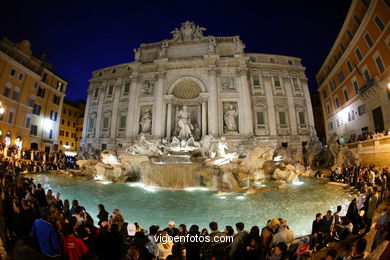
27;173;353;237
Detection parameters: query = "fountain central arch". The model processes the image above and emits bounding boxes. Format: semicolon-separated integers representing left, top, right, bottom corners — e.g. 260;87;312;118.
165;77;209;139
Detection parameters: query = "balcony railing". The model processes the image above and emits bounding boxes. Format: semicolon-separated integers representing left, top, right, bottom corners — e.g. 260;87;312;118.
359;78;376;95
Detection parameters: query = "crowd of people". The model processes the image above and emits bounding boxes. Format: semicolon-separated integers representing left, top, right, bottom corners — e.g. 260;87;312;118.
347;129;390;144
0;156;389;260
0;146;78;173
329;166;388;194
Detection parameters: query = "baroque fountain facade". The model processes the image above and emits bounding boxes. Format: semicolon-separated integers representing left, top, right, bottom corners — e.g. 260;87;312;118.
77;22;360;191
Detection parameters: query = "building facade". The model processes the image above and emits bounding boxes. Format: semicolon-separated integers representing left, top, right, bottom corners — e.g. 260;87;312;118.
310;93;326;143
0;38;67;152
81;22;315;153
58;100;85;154
316;0;390;143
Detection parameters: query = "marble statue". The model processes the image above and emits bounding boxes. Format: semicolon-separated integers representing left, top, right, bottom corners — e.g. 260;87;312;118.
217;137;228;157
133;48;140;61
159;41;168;58
142;80;153;95
224;105;238;132
170;136;181;149
199;135;217;158
140;109;152;134
177;105;193;140
193;123;201;141
125;134;162;155
208;37;216;54
233;37;245;54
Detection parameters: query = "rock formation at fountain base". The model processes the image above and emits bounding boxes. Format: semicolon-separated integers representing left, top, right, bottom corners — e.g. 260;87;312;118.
75;132;361;192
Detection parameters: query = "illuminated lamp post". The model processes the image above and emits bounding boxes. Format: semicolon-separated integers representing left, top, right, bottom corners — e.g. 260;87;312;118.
0;102;4;157
0;101;4;117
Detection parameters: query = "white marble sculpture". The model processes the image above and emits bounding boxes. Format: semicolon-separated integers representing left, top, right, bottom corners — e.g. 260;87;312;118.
177;105;193;140
224;105;238;132
140;109;152;134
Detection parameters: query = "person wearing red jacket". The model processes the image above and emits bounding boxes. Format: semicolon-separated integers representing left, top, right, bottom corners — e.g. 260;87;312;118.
62;223;89;260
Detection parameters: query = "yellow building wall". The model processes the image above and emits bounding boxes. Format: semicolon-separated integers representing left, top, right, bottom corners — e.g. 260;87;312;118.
0;38;67;151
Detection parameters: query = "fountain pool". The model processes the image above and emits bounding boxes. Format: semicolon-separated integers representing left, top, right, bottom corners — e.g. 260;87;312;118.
27;173;353;237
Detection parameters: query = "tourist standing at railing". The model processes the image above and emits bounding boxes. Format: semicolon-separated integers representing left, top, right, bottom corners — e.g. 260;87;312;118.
362;187;378;236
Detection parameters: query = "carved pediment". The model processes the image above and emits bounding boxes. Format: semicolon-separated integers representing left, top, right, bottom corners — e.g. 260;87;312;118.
275;103;288;111
171;21;207;42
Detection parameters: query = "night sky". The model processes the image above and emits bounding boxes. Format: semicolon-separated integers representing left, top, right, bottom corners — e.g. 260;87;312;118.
1;0;351;102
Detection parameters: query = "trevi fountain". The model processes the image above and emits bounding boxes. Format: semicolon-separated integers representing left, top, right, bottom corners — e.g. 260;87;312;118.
31;22;362;236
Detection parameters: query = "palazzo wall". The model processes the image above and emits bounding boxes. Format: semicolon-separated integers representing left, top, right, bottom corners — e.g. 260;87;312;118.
81;22;315;155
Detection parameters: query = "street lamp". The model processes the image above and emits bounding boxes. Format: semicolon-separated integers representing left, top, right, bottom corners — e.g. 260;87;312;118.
0;101;4;116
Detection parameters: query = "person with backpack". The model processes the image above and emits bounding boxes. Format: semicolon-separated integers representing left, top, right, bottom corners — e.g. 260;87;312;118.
229;222;248;260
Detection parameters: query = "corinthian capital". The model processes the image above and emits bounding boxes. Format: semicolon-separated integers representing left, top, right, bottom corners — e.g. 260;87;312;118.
236;68;248;77
155;71;166;80
208;68;219;76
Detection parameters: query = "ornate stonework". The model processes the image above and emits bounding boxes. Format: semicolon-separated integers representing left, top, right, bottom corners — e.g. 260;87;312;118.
141;80;154;96
171;21;206;42
82;21;315;156
172;80;201;99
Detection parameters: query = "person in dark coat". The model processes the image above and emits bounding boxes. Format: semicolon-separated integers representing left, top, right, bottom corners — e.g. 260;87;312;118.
310;213;324;250
243;226;261;260
186;225;201;260
97;221;120;260
97;204;109;227
346;196;359;234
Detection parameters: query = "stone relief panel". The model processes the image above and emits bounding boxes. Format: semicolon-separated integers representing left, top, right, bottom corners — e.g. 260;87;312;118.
141;80;154;96
223;102;239;134
220;76;236;92
139;105;153;135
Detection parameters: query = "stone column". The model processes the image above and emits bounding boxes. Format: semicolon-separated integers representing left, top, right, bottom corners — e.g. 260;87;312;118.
263;76;277;135
126;75;139;140
110;82;121;139
238;68;254;135
166;102;172;139
301;79;315;128
208;69;219;135
202;101;207;137
283;77;297;135
95;82;106;140
152;72;165;138
81;90;92;145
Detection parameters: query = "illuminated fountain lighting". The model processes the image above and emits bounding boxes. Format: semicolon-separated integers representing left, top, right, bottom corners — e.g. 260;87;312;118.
236;195;246;200
219;196;227;200
183;187;211;192
292;176;304;186
94;176;103;181
273;155;283;162
99;181;113;185
127;182;160;192
253;181;267;187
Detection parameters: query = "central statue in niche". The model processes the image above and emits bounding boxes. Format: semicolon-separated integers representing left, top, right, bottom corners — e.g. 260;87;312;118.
177;105;194;140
